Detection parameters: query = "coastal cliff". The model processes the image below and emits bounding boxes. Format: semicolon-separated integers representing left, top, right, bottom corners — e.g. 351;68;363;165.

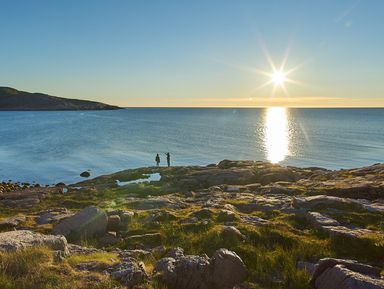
0;87;120;110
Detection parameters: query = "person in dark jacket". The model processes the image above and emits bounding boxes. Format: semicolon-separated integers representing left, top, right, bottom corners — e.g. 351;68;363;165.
155;153;160;167
165;152;171;167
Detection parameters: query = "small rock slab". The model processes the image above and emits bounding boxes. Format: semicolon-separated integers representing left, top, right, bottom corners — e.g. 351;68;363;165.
306;212;340;227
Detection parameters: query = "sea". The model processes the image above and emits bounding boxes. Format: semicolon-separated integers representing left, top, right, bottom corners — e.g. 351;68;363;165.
1;108;384;184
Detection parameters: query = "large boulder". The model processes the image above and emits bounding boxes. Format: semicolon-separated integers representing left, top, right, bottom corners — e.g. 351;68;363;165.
53;206;107;242
153;248;247;289
210;248;247;289
311;258;384;289
0;230;69;256
154;254;211;289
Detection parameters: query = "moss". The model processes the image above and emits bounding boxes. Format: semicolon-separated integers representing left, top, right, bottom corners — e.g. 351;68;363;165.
67;252;119;267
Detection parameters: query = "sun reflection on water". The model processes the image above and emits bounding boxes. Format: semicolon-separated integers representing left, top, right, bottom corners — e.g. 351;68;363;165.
263;107;290;163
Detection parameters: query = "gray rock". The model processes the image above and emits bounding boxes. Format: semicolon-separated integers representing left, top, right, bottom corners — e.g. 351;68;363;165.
321;225;378;239
154;254;211;289
53;206;107;242
240;215;270;226
0;230;69;256
67;243;103;255
191;208;214;219
107;215;121;231
293;195;351;209
76;261;109;272
37;209;73;225
210;248;247;289
154;248;247;289
131;197;187;210
217;209;238;222
125;233;162;249
106;258;148;288
117;249;152;259
80;171;90;178
220;226;245;241
297;261;317;275
306;211;340;227
311;258;384;289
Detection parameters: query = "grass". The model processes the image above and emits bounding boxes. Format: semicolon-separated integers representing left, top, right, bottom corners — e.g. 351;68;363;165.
66;252;119;267
1;164;383;288
0;247;122;289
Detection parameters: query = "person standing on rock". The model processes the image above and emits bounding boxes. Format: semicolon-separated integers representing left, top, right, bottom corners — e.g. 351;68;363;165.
155;154;160;167
165;152;171;167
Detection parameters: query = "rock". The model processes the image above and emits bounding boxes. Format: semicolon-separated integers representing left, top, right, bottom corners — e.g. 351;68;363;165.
120;211;135;224
175;166;257;191
0;216;26;229
37;208;73;225
67;243;104;255
125;233;162;249
145;210;177;223
321;225;377;239
217;209;238;222
76;261;110;272
297;261;317;275
306;211;340;227
180;217;199;224
311;258;383;289
0;230;69;256
217;160;255;169
191;208;214;219
293;195;351;209
117;249;152;259
235;195;295;213
80;171;91;178
53;206;107;242
240;215;270;226
210;248;247;289
166;247;185;259
107;215;121;231
99;232;122;247
349;199;384;213
154;248;247;289
106;258;148;288
257;168;298;185
154;254;211;289
131;197;187;210
220;226;245;241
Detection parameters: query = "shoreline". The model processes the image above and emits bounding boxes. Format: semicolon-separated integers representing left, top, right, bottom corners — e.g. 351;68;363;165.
0;159;383;288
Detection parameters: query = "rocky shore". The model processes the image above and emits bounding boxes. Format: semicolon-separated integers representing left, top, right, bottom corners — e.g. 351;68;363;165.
0;160;383;289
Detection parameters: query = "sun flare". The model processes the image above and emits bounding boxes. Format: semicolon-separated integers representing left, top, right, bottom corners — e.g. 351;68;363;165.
271;71;286;86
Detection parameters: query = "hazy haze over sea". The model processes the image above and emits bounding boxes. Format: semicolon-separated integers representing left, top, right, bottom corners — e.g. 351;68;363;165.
1;108;384;184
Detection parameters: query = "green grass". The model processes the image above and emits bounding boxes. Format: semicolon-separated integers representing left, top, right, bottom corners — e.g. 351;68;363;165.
0;247;122;289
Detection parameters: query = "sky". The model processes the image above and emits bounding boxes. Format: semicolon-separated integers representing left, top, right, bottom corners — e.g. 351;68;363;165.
1;0;383;107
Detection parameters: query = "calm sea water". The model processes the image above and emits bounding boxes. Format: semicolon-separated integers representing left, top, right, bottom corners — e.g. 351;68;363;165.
1;108;384;184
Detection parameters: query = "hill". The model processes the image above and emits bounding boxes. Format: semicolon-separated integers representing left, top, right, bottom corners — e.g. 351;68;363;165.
0;87;120;110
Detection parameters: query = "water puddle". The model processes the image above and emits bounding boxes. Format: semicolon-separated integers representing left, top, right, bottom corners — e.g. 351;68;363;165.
116;173;161;186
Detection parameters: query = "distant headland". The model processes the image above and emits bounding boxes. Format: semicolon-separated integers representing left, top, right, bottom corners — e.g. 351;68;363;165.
0;87;120;110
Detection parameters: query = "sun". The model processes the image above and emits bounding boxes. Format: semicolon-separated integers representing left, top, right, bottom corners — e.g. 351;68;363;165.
271;70;286;86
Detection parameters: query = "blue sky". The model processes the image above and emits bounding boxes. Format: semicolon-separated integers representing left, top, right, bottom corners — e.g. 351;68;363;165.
1;0;383;106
